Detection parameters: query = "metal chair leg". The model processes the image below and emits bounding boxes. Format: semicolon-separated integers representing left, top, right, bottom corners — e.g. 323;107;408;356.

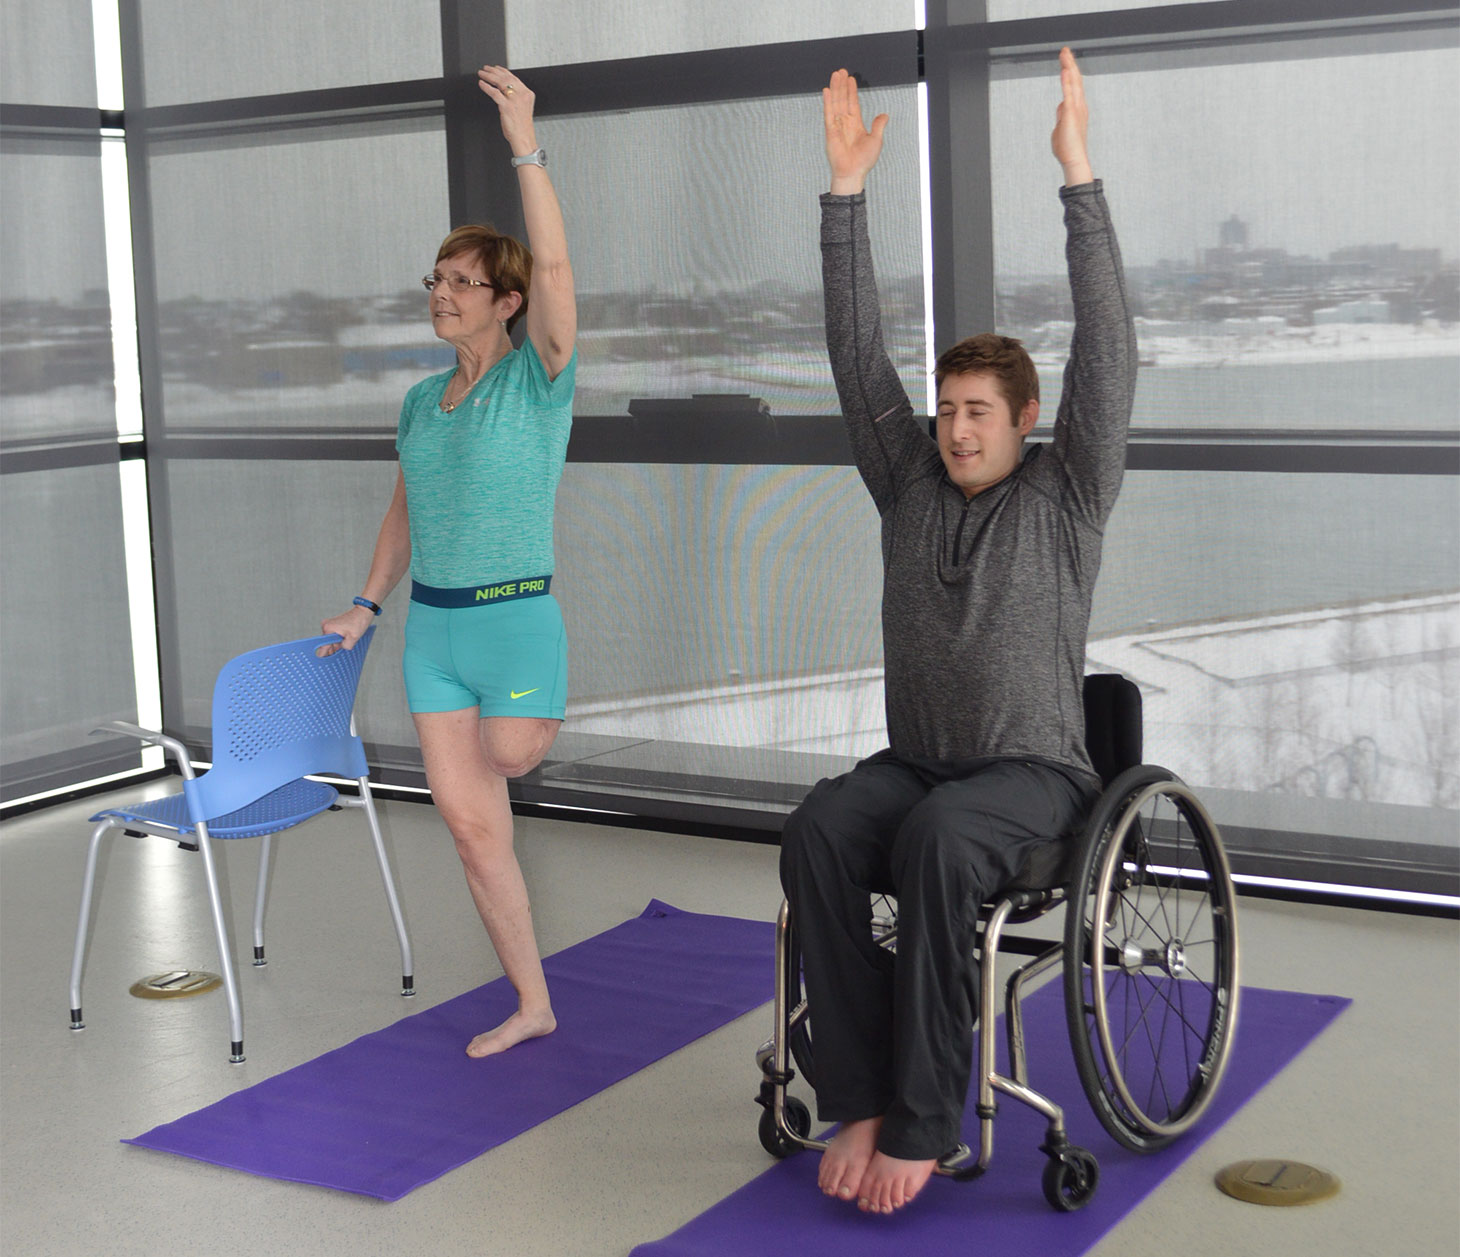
69;818;117;1030
252;834;272;966
348;780;414;996
195;824;246;1062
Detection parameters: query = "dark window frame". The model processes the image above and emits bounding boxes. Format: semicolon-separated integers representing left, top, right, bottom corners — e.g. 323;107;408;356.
3;1;1455;907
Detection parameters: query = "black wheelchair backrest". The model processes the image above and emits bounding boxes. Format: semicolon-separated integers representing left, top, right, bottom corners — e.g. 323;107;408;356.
1082;673;1143;789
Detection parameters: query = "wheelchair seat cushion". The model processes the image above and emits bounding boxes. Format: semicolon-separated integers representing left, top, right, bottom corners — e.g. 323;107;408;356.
1002;834;1079;892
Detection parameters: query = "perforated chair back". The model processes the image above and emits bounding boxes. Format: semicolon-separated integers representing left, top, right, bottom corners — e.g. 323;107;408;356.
185;629;375;824
1082;673;1142;788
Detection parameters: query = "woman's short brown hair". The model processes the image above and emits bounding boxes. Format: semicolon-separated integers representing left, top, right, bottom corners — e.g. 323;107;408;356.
934;333;1040;425
435;224;533;333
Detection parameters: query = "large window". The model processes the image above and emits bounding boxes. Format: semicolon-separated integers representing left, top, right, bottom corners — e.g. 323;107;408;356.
148;118;450;433
134;0;442;104
0;8;142;800
537;88;924;417
4;0;1455;902
989;24;1458;875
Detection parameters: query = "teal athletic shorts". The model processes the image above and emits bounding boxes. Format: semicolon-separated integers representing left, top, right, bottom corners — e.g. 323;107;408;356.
402;579;567;718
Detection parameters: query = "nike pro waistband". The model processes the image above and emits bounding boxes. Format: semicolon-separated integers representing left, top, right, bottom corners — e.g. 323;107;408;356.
410;576;552;608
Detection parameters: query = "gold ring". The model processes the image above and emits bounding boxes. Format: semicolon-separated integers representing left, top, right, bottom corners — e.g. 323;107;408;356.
503;85;515;95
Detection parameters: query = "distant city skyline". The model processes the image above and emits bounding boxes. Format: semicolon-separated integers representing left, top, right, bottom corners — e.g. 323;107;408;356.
994;216;1457;286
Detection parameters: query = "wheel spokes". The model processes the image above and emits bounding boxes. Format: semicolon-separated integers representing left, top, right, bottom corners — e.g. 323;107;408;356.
1093;785;1234;1129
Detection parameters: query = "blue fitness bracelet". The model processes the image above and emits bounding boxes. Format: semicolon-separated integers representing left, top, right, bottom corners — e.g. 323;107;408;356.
353;596;383;616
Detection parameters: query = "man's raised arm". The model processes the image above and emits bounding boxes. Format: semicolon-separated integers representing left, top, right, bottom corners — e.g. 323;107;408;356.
821;69;928;514
1048;47;1138;526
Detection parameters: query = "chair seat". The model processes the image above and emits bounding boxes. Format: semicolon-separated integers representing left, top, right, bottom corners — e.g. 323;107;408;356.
91;777;339;839
1003;835;1078;893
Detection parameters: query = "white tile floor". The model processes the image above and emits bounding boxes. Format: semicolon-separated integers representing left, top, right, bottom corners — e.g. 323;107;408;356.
2;784;1456;1257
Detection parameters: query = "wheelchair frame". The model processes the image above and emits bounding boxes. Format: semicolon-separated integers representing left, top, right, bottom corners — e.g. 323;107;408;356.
755;761;1241;1212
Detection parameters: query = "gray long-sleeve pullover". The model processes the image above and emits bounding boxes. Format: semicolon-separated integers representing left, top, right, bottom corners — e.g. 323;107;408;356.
821;181;1136;780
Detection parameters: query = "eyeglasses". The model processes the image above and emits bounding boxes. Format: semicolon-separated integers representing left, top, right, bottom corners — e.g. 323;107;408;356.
421;273;494;293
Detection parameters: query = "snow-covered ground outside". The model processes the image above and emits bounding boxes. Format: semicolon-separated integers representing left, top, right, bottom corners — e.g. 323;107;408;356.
6;319;1453;436
567;591;1460;813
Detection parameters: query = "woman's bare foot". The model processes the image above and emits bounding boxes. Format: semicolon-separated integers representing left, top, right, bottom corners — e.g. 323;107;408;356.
818;1116;881;1202
465;1006;556;1057
856;1150;937;1214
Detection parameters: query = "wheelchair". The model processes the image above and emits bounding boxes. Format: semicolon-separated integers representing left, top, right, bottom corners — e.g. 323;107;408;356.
754;674;1240;1211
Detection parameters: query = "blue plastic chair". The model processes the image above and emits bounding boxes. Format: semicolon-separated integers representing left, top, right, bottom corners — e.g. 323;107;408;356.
68;629;414;1062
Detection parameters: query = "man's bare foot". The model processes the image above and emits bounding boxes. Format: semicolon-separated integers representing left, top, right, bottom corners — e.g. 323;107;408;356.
856;1150;936;1214
465;1007;556;1057
818;1116;881;1202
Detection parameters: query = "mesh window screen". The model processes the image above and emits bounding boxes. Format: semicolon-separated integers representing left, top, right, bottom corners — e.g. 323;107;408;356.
0;124;138;799
164;459;410;753
136;0;442;106
0;0;98;107
1092;472;1459;824
0;137;115;443
518;85;924;805
148;117;450;432
147;116;447;762
989;33;1460;850
0;464;138;797
507;0;918;68
992;36;1458;441
537;86;926;416
987;0;1228;19
547;462;886;803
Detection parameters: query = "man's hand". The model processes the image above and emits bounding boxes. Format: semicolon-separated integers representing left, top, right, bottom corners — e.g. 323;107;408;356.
1051;47;1093;187
824;68;888;196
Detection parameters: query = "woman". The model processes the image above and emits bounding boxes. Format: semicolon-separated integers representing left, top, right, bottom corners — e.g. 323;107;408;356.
322;65;576;1058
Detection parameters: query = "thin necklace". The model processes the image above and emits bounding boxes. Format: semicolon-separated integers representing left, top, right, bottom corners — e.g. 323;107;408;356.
440;366;483;413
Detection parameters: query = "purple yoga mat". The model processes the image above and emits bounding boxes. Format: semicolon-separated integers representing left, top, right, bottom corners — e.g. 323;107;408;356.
632;984;1349;1257
126;900;774;1200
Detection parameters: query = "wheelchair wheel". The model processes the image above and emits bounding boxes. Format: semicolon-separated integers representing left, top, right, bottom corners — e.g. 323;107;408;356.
1063;765;1240;1152
1041;1145;1100;1212
758;1096;812;1158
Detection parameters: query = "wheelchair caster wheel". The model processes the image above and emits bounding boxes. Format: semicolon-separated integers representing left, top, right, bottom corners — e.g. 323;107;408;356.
1042;1145;1099;1212
758;1097;811;1158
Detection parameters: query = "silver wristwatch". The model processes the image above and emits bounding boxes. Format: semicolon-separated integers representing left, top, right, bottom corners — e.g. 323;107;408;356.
511;148;547;169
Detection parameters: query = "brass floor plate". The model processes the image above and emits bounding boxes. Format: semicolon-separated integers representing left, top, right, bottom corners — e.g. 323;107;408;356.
129;971;223;1000
1216;1159;1341;1206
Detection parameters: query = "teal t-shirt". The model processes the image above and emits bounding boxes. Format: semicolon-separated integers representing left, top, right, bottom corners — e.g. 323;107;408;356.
397;339;576;588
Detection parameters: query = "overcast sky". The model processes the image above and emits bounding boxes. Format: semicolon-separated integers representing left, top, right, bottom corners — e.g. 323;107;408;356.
4;25;1455;304
992;38;1459;276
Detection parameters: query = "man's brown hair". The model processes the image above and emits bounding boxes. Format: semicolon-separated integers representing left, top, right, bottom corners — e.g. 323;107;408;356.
934;333;1040;425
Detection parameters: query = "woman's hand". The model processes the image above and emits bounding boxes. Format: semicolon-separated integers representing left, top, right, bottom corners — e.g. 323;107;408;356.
824;68;888;196
317;604;375;656
1051;47;1093;187
477;65;537;155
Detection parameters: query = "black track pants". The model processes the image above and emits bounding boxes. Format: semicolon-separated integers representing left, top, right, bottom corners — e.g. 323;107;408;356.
779;750;1096;1161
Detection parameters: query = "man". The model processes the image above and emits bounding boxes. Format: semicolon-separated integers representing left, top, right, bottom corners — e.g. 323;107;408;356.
779;48;1136;1215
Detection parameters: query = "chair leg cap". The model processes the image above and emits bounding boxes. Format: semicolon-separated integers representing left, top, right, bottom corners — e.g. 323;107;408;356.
69;1009;85;1030
230;1042;246;1063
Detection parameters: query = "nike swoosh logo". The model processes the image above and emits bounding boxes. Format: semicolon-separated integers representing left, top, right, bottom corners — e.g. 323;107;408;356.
510;689;540;700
